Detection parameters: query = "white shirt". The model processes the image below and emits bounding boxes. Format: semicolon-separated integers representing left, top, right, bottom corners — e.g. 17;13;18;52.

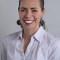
1;26;60;60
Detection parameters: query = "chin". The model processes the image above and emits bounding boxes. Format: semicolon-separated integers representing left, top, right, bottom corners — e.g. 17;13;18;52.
23;26;35;30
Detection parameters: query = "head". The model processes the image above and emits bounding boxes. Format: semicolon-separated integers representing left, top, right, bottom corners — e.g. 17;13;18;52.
18;0;45;29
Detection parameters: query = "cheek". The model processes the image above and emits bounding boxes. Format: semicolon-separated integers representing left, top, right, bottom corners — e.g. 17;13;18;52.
19;13;25;19
34;13;42;21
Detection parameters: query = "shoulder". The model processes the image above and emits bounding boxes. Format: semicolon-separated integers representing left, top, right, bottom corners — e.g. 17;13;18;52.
1;31;21;59
5;31;20;40
2;31;21;46
43;30;60;46
43;31;60;59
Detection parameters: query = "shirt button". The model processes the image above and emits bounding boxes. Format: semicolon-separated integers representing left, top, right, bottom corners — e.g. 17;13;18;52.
21;58;24;60
21;56;24;60
22;59;24;60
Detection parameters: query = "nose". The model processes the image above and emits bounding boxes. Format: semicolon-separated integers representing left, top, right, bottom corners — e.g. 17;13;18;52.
25;10;32;18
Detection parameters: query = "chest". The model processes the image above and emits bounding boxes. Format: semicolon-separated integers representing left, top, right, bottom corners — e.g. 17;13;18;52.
6;40;48;60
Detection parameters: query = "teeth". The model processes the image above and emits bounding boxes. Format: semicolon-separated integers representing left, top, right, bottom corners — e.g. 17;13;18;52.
25;21;34;23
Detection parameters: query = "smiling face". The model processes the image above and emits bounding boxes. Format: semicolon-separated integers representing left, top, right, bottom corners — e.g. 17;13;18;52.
18;0;45;30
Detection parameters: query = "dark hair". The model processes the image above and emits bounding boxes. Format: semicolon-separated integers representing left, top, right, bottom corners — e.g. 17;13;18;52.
19;0;44;11
17;0;45;29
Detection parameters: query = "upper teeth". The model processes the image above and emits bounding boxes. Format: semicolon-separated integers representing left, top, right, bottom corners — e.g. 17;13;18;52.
25;21;34;23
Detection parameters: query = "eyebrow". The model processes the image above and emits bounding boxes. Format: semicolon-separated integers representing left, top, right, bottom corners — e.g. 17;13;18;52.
20;7;38;9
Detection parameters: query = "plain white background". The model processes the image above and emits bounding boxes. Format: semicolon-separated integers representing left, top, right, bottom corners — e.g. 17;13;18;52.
0;0;60;59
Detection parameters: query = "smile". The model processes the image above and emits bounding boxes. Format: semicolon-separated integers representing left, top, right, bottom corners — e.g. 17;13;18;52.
24;20;35;25
25;20;34;23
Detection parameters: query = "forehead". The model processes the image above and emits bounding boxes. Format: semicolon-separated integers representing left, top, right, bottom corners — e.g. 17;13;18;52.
20;0;40;8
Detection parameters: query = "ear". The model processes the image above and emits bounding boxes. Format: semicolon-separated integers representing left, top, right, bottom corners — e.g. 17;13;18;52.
18;7;20;13
41;9;45;17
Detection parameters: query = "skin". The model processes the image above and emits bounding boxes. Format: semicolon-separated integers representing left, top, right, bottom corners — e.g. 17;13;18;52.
18;0;45;54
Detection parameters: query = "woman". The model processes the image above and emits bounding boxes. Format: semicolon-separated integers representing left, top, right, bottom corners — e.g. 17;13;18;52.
1;0;60;60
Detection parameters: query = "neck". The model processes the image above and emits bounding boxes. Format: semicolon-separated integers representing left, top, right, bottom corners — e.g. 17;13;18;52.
22;26;40;41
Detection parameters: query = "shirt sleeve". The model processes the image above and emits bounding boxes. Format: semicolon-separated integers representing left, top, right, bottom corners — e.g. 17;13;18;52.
1;40;7;60
49;41;60;60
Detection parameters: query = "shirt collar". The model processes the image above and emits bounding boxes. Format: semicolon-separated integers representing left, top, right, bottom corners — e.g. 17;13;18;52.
33;26;45;42
19;26;45;42
19;30;23;39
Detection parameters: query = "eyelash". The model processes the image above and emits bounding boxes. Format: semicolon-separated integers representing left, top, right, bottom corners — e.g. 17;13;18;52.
20;10;37;12
21;10;25;11
32;10;37;12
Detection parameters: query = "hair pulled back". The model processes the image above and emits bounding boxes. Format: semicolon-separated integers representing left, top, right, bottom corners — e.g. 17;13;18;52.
17;0;45;29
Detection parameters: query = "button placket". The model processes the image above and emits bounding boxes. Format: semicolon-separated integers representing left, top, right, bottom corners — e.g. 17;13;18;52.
25;36;34;57
21;54;25;60
21;38;25;60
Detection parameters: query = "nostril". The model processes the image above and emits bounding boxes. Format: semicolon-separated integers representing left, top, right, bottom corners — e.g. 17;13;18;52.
25;13;32;18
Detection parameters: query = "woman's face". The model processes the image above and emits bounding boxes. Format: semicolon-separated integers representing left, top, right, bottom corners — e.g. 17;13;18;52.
18;0;45;30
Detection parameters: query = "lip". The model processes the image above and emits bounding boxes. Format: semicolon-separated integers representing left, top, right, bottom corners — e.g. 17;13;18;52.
23;20;35;21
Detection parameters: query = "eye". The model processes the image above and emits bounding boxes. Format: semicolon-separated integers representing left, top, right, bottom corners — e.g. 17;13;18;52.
32;10;37;12
20;10;26;11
